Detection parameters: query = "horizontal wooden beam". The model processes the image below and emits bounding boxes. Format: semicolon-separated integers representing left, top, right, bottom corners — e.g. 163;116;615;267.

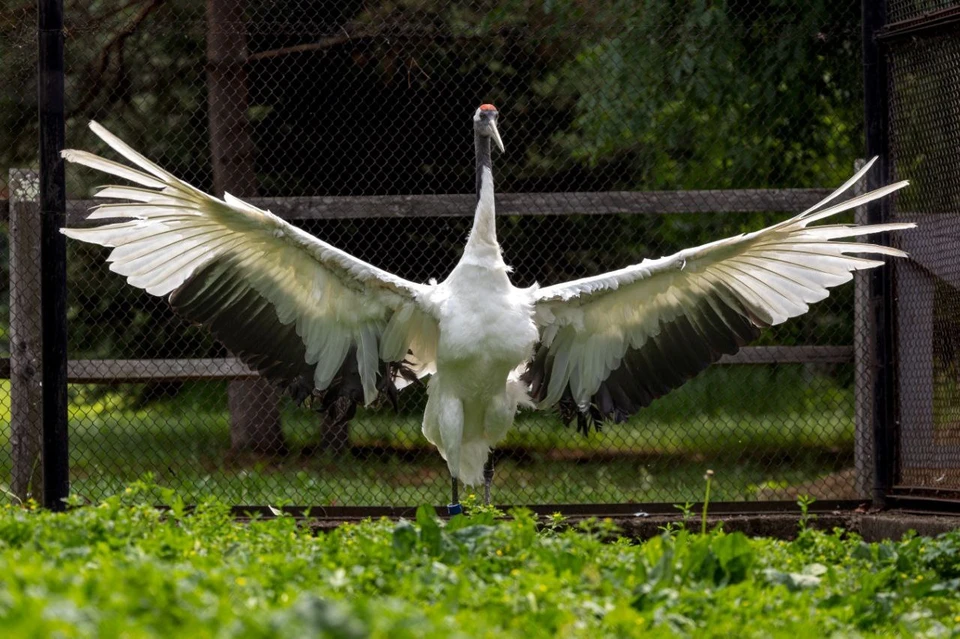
718;345;852;365
0;357;255;383
0;189;832;225
0;346;852;383
77;357;257;382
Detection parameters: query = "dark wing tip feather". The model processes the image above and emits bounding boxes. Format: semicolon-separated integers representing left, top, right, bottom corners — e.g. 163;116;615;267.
527;296;762;431
169;258;412;443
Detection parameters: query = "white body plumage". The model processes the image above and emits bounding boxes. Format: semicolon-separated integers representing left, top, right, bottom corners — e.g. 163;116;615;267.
420;166;540;485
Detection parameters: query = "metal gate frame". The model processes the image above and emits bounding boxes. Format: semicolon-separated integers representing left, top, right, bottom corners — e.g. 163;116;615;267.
868;2;960;512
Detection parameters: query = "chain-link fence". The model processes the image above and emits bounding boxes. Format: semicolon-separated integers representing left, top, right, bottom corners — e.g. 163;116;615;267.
1;0;909;509
886;2;960;498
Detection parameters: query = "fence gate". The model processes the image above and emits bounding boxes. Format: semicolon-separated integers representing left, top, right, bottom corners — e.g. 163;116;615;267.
879;2;960;509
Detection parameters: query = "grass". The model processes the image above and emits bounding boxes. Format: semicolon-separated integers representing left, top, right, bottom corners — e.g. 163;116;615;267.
0;486;958;637
0;365;860;505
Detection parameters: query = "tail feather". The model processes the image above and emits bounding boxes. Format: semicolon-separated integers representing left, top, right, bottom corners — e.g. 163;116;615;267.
457;440;491;486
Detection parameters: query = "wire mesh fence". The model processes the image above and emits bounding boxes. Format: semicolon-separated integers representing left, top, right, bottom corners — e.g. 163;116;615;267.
0;0;898;508
886;8;960;494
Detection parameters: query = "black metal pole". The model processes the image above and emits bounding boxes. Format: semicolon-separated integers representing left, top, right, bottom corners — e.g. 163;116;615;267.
38;0;70;510
862;0;895;506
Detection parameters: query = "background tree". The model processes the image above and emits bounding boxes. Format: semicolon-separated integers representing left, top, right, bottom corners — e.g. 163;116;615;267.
206;0;286;456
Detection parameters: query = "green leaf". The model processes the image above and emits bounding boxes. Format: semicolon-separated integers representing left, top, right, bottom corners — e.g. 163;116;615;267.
416;505;443;557
877;543;898;563
713;532;754;584
449;525;495;552
851;542;874;561
445;513;470;532
392;521;417;558
763;568;821;591
286;595;367;638
415;505;438;529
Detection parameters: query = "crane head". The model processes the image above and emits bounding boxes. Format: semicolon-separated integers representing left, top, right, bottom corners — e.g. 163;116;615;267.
474;104;504;153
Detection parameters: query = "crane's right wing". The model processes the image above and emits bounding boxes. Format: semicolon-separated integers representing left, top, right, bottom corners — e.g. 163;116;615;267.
63;121;439;407
526;159;913;431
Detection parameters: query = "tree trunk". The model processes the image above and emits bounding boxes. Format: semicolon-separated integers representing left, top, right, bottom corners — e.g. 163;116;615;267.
227;379;286;455
9;169;44;500
205;0;286;456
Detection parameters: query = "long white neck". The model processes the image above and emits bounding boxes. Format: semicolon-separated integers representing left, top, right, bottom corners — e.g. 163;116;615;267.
463;136;504;265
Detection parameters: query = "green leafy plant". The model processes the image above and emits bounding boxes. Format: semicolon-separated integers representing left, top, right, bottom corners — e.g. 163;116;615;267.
661;500;696;535
674;501;695;521
2;487;959;637
701;469;714;535
797;494;817;533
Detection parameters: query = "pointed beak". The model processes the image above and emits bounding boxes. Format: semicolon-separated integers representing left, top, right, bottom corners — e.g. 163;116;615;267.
490;120;504;153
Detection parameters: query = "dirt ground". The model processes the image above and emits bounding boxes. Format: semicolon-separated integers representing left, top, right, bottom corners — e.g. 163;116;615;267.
298;508;960;541
602;511;960;541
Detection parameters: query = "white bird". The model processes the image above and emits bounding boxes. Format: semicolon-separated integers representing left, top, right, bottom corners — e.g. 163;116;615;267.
61;105;914;510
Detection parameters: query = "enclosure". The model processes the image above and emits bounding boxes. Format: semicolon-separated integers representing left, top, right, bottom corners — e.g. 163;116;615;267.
1;0;958;514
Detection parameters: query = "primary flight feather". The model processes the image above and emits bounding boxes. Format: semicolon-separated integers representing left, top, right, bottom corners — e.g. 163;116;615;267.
62;107;913;506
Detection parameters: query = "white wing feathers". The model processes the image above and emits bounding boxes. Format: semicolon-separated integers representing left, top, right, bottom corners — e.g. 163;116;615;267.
62;121;438;404
63;123;912;428
529;158;914;418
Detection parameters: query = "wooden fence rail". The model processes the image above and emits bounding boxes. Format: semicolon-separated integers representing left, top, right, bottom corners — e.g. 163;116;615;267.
0;346;854;384
0;187;834;225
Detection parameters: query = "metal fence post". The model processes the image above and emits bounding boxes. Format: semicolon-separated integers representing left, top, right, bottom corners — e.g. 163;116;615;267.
9;169;43;501
862;0;895;505
38;0;70;510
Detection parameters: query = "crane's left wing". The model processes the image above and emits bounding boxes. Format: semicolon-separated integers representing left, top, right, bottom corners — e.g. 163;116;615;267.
525;160;913;432
62;121;438;409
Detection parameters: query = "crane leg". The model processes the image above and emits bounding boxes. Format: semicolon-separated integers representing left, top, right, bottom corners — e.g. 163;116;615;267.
448;476;462;515
483;455;495;506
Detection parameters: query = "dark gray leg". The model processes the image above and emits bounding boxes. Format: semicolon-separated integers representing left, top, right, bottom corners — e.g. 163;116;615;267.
483;455;495;505
448;476;461;515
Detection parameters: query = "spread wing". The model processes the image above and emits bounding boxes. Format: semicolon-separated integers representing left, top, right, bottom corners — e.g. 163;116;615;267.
525;158;913;431
62;121;439;406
